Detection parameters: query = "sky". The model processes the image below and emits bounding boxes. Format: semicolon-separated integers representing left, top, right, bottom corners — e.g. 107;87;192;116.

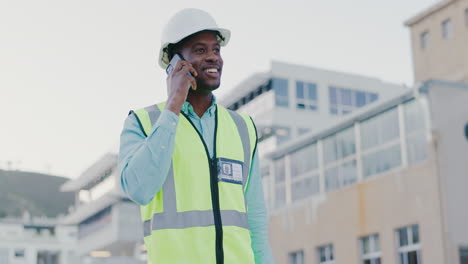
0;0;440;178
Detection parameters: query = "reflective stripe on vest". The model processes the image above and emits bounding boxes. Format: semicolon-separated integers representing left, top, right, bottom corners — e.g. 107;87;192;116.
133;102;257;264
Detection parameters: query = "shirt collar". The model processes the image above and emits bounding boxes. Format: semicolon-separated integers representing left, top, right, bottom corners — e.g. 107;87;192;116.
181;95;217;117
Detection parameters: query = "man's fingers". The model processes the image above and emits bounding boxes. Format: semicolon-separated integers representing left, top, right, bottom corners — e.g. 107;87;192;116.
189;77;197;91
175;60;189;72
189;67;198;77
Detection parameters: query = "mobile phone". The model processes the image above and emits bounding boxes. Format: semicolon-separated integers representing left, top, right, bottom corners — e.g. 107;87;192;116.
166;53;193;77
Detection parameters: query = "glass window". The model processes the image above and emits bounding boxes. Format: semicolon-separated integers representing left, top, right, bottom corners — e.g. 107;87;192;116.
329;87;337;104
442;19;453;39
291;144;320;201
273;78;289;107
404;100;425;133
274;157;286;208
14;249;25;258
340;88;352;106
363;144;401;178
289;250;304;264
274;157;286;183
325;160;357;191
292;175;320;201
420;31;429;49
361;107;399;150
360;234;381;264
291;144;318;177
460;247;468;264
356;91;367;107
330;86;378;115
368;93;378;103
397;225;421;264
296;81;317;110
296;81;305;99
307;83;317;100
318;244;334;264
465;9;468;27
323;127;356;164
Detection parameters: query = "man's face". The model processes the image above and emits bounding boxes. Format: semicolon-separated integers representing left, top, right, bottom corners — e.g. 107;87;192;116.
178;31;223;93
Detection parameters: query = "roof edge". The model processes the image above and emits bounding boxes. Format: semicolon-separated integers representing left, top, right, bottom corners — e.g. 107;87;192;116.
404;0;455;26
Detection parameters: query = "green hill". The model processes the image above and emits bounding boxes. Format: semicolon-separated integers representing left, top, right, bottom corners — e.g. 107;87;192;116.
0;170;74;218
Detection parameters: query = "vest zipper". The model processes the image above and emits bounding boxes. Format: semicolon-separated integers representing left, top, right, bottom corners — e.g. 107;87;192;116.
181;108;224;264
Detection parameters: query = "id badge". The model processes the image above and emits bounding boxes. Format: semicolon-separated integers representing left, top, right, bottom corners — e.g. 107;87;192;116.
216;158;243;184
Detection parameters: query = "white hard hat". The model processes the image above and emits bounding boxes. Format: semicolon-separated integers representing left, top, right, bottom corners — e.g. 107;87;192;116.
158;8;231;69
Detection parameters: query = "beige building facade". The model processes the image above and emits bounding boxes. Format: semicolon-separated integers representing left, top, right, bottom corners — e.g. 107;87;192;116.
265;80;468;264
405;0;468;83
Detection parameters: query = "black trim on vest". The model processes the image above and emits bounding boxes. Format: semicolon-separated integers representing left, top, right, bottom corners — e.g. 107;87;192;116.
246;117;259;191
129;110;148;137
180;105;224;264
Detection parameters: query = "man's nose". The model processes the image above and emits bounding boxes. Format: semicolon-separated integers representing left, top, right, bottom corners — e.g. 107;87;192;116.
205;51;219;62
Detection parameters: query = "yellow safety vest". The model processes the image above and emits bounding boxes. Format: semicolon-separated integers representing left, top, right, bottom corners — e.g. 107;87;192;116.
132;102;257;264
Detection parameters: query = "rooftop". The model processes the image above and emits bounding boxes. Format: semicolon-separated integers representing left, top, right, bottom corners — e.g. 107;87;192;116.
404;0;455;26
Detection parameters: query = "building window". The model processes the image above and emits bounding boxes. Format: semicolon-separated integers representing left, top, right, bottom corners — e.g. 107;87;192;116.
290;144;320;201
274;157;286;208
360;234;381;264
464;123;468;141
465;9;468;27
329;86;378;115
273;78;289;107
404;100;427;165
460;247;468;264
361;107;402;178
323;127;357;192
442;19;453;39
420;31;429;49
14;249;25;258
318;244;335;264
296;81;318;110
37;251;60;264
397;225;421;264
289;250;305;264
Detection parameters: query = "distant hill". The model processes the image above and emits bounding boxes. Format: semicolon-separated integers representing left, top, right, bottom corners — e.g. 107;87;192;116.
0;170;74;218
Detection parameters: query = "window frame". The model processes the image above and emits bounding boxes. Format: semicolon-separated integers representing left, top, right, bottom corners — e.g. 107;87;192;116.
359;234;381;264
317;244;335;264
441;18;453;39
273;78;289;108
420;31;429;49
296;81;318;111
289;250;305;264
396;225;422;264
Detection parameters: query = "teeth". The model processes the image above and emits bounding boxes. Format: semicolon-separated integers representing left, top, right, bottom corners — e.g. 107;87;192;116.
205;68;218;73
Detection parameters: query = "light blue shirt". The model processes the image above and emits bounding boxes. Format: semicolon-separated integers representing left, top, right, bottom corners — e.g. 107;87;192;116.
118;97;274;263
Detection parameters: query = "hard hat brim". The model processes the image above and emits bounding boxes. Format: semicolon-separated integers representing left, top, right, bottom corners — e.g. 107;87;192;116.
158;28;231;69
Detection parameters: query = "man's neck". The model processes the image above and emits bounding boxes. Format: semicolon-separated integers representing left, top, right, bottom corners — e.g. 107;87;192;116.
186;92;214;118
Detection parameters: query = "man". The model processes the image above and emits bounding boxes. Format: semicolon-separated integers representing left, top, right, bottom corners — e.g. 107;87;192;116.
118;8;273;264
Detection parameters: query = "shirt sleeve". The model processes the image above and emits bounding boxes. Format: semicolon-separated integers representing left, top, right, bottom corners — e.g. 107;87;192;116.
118;109;179;205
245;150;275;264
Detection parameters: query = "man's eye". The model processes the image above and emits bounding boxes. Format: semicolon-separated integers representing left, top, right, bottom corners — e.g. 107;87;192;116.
195;48;205;53
213;48;220;53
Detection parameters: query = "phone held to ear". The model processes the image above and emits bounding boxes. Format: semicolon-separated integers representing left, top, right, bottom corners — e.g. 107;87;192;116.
166;53;193;90
166;54;193;76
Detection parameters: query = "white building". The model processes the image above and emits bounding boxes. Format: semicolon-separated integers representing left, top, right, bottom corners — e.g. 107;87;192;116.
60;153;144;264
264;80;468;264
219;61;407;159
0;216;79;264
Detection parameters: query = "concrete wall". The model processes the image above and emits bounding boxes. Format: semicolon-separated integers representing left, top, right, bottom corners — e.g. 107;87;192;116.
427;84;468;263
268;160;445;264
408;0;468;83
